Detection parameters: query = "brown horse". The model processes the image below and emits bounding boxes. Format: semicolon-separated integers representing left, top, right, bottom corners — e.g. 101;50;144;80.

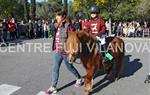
66;31;125;95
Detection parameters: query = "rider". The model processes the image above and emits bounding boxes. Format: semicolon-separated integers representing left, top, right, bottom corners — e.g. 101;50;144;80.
86;5;113;62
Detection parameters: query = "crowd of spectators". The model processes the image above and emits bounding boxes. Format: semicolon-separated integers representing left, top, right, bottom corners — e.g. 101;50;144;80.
0;17;149;44
111;21;150;37
0;17;56;43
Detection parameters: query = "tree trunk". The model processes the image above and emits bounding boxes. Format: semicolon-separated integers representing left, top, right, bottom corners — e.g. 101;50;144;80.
64;0;68;14
24;0;29;22
108;0;112;36
108;14;112;36
30;0;36;21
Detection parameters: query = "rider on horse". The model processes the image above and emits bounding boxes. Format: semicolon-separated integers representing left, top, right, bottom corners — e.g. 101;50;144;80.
86;5;113;62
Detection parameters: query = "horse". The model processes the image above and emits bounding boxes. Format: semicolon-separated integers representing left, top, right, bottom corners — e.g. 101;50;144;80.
66;31;125;95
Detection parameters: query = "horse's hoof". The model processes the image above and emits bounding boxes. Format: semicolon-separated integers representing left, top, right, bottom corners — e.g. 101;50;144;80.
84;92;89;95
144;80;150;84
89;89;93;93
84;92;91;95
84;89;91;95
105;75;115;82
115;78;119;81
105;75;111;80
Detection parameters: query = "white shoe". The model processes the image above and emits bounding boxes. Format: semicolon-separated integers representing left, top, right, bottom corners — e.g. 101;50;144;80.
74;78;84;87
46;86;57;94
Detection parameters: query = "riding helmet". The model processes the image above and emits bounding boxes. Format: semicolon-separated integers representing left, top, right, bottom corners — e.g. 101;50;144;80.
90;5;100;14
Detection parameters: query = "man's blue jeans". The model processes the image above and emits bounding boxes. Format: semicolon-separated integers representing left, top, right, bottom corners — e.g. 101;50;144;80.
51;53;81;87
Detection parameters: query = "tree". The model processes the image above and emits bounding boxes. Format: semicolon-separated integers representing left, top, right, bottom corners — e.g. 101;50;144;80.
35;0;62;19
0;0;26;21
0;0;17;18
64;0;68;13
36;2;52;19
30;0;36;21
48;0;62;12
24;0;30;22
72;0;82;11
136;0;150;20
72;0;106;12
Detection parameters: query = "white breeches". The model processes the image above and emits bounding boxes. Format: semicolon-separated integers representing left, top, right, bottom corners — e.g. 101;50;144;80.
96;34;106;45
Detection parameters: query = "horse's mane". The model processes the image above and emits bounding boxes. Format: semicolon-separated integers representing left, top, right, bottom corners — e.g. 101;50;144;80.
76;31;97;43
73;31;116;45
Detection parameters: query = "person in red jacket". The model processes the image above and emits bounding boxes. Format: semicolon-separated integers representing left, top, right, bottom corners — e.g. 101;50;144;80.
86;5;113;62
81;17;88;30
8;17;15;40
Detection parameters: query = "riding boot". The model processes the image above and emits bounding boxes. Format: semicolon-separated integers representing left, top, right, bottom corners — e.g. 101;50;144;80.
101;44;113;62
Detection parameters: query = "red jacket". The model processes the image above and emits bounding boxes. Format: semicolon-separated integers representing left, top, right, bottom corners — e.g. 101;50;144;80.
86;17;106;36
8;22;15;32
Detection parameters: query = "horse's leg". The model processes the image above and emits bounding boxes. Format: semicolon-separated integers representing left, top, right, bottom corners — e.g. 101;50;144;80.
84;67;95;95
115;55;124;80
105;62;114;80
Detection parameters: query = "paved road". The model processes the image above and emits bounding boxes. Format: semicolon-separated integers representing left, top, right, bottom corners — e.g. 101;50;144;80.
0;38;149;95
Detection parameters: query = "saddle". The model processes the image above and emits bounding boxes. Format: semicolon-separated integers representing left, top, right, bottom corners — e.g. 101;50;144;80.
97;36;115;60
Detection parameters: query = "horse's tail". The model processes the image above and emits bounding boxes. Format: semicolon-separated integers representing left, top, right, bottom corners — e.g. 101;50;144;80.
115;37;125;80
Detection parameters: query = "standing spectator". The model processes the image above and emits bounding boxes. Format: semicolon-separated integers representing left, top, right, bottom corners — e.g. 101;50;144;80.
143;22;149;37
48;20;52;38
123;23;128;37
105;21;109;35
116;22;123;36
15;22;19;39
2;19;8;42
81;17;88;30
18;20;26;38
112;22;117;35
139;20;144;26
136;22;143;37
0;19;3;42
37;19;42;38
8;17;15;40
28;20;34;39
33;21;38;38
43;20;49;38
128;23;135;37
49;19;57;38
42;19;45;38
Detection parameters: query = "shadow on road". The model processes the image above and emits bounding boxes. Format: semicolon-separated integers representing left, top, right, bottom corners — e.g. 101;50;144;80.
57;55;143;94
57;80;76;92
91;54;143;94
122;55;143;78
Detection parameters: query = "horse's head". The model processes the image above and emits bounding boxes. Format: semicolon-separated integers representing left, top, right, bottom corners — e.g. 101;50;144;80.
66;31;96;63
66;32;80;63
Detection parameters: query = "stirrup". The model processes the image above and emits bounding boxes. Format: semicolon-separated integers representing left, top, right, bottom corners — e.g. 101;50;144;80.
103;56;109;62
105;52;113;61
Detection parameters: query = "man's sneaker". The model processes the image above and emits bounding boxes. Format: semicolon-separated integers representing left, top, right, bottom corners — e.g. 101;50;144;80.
46;86;57;94
74;78;84;88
